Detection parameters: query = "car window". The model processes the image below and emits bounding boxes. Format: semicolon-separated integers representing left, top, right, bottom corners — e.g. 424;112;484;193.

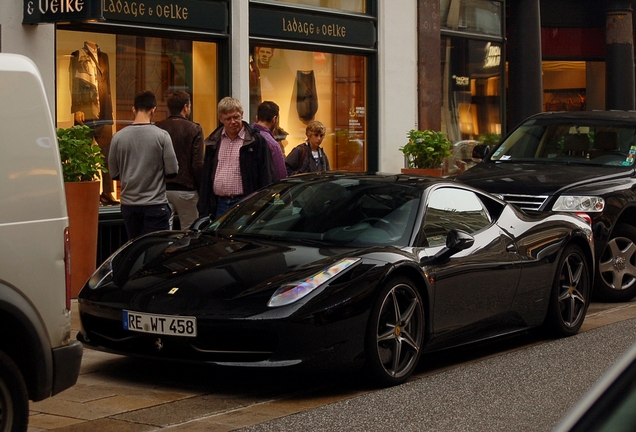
423;187;492;247
489;120;636;167
211;178;421;247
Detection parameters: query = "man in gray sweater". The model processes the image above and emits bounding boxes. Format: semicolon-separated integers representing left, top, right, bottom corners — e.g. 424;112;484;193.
109;91;179;239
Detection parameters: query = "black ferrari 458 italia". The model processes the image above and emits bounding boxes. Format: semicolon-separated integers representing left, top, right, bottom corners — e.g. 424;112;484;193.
78;172;594;386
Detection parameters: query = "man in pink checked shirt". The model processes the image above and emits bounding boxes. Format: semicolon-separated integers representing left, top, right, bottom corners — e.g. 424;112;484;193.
197;97;274;219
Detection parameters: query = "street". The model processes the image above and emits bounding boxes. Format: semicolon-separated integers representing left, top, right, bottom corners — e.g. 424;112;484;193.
28;300;636;432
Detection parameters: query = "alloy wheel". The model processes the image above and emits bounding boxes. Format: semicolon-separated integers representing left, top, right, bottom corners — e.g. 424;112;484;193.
558;250;587;329
373;281;424;380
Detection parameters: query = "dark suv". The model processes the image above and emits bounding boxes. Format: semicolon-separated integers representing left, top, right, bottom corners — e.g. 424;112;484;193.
457;111;636;302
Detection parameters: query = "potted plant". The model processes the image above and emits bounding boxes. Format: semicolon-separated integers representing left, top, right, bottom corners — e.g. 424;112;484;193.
400;129;452;176
58;125;107;182
57;125;106;297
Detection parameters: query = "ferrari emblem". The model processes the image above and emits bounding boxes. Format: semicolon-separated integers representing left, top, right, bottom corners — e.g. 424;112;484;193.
394;325;402;337
168;287;179;295
155;338;164;351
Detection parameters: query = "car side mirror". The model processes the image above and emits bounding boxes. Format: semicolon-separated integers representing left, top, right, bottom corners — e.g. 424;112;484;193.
472;144;491;160
429;229;475;263
189;215;212;231
446;229;475;252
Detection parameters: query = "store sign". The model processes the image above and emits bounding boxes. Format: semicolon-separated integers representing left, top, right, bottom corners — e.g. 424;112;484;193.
23;0;104;24
483;43;501;68
250;5;376;49
24;0;227;33
453;75;470;86
103;0;227;33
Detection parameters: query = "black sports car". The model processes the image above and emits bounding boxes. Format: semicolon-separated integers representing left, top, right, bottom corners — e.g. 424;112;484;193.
78;172;594;386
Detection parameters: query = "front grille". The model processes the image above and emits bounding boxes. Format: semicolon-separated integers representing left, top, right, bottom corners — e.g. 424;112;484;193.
500;194;549;211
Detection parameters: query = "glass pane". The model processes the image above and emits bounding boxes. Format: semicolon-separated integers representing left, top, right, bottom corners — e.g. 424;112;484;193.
489;120;636;168
56;30;218;201
543;61;587;112
250;46;367;171
440;0;502;36
267;0;366;13
441;36;502;146
212;178;420;246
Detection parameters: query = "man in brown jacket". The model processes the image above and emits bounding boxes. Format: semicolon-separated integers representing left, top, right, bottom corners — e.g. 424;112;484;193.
155;90;205;229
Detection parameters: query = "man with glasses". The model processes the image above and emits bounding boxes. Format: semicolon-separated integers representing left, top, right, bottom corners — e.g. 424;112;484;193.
197;97;273;219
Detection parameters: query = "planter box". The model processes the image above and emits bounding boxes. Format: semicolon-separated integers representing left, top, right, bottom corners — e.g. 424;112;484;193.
400;168;443;177
65;181;100;297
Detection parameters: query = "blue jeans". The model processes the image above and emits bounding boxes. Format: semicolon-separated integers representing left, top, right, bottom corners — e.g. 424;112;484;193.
215;196;244;219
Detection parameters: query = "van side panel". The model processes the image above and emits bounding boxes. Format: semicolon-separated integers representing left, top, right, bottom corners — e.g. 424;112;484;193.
0;53;80;403
0;69;66;223
0;54;70;348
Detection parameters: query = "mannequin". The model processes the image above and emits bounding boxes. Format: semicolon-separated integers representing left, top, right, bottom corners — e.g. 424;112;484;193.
69;40;117;204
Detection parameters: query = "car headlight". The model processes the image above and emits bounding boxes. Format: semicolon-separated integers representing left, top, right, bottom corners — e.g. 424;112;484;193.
552;196;604;212
268;258;361;307
87;259;113;289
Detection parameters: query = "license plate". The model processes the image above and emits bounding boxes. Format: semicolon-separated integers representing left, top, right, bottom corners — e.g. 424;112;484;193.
122;310;197;337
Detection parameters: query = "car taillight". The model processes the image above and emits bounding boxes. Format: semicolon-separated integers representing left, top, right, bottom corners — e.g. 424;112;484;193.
64;227;71;310
575;212;592;226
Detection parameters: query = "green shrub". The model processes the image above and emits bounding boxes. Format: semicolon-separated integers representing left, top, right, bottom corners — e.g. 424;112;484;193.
57;125;106;182
400;129;452;169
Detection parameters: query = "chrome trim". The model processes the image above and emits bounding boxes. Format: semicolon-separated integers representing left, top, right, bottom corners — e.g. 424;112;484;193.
501;194;549;211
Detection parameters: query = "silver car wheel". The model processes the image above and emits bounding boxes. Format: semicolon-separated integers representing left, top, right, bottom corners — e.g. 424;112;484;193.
599;237;636;291
597;223;636;302
370;279;424;383
558;250;587;329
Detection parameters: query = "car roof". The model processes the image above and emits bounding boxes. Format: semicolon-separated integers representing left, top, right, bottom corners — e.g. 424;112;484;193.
283;171;459;189
525;110;636;122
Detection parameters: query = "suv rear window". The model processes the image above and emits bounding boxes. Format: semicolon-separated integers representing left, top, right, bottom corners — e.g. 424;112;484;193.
490;120;636;168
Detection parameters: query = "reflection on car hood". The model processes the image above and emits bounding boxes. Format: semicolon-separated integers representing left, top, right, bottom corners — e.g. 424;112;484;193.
89;231;382;317
457;162;633;196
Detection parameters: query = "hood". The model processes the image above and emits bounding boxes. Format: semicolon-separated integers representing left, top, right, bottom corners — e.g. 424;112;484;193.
456;161;634;196
81;231;376;317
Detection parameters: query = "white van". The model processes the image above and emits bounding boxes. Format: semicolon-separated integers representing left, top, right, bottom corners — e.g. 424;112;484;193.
0;53;82;431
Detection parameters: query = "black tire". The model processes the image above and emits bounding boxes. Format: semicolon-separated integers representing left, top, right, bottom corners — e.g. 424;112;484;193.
363;277;425;387
596;223;636;302
0;351;28;432
543;245;591;337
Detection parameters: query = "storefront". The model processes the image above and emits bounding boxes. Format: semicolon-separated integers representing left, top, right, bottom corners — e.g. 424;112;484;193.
17;0;381;262
540;3;607;112
249;1;377;172
439;0;505;145
23;0;229;260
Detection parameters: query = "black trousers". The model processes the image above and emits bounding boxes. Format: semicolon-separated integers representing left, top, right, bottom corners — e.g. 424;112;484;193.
121;204;171;240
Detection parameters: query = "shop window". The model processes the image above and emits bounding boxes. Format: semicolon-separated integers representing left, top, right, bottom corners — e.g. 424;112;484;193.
267;0;366;13
440;0;502;36
250;46;367;171
542;61;597;112
56;30;218;200
441;37;502;144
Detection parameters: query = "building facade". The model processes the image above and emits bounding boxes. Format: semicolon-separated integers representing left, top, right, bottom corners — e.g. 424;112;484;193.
4;0;636;263
3;0;421;177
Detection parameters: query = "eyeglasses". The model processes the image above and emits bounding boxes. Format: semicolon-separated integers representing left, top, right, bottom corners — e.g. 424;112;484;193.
221;114;243;123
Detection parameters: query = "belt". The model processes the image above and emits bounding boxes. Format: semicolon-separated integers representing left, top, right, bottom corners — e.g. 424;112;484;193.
218;194;244;200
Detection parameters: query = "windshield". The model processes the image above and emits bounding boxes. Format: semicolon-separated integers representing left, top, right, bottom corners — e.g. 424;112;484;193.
208;178;421;247
489;119;636;167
